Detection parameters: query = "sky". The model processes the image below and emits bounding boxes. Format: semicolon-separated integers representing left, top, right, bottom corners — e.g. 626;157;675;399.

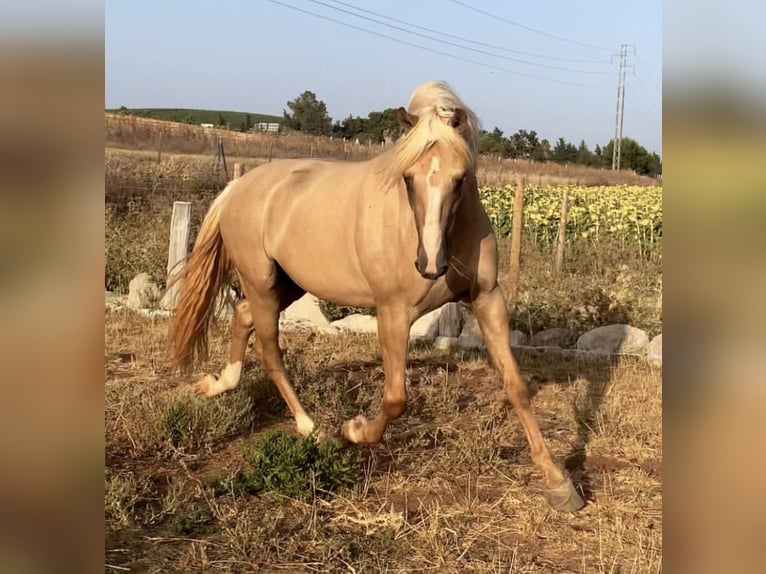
105;0;662;155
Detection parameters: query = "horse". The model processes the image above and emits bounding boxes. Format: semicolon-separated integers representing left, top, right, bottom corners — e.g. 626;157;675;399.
168;81;584;512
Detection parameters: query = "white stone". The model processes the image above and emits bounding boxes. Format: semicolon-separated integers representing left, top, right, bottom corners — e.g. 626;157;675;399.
282;294;329;326
458;312;484;349
576;325;649;355
647;334;662;367
126;273;161;309
330;314;378;334
410;308;442;339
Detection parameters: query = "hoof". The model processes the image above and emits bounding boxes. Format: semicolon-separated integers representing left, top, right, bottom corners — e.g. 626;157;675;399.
340;415;369;444
193;374;218;397
543;479;586;512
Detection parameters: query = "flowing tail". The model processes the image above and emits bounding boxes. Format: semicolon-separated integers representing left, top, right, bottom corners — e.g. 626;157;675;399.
168;183;235;370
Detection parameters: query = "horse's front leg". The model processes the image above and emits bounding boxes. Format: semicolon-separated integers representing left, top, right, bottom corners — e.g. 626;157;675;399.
472;286;585;512
341;304;410;444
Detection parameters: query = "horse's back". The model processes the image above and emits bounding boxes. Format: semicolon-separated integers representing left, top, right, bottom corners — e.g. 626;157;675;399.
219;158;377;306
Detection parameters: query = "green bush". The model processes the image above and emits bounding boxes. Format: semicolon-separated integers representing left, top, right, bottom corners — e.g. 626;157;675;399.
217;429;361;500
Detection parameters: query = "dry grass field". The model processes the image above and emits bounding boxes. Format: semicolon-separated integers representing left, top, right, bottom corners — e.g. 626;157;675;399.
105;308;661;573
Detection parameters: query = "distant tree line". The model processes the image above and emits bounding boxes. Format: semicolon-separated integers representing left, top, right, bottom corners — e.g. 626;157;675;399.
282;90;661;177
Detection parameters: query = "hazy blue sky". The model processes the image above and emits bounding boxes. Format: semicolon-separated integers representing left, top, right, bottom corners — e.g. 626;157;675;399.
106;0;661;154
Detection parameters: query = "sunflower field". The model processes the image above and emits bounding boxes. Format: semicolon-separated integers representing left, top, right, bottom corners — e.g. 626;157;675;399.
479;184;662;253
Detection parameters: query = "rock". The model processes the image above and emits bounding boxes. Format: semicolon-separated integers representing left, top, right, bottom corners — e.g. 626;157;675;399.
529;328;577;349
437;303;463;337
126;273;161;309
458;313;484;349
282;294;329;326
330;314;378;334
410;308;442;339
576;325;649;355
647;334;662;367
433;336;459;351
510;330;529;347
410;303;464;339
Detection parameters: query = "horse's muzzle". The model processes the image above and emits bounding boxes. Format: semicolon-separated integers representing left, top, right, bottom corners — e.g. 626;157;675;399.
415;260;448;280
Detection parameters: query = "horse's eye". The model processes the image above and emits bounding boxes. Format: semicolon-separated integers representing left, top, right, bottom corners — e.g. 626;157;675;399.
455;176;465;189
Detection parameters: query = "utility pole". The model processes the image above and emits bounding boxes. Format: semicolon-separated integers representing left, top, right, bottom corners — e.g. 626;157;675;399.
612;44;628;170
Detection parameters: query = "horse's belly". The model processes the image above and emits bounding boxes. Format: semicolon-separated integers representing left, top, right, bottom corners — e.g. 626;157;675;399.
277;255;375;308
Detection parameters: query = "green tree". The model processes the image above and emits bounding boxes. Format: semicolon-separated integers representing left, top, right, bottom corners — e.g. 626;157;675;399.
283;91;332;135
534;138;551;162
239;113;253;133
478;127;510;156
553;137;578;164
365;108;401;142
601;137;661;176
217;112;227;128
508;129;540;159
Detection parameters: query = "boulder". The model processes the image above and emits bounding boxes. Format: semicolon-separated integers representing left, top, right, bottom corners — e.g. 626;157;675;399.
647;334;662;367
330;314;378;334
576;325;649;355
282;294;329;326
433;336;460;351
410;308;442;339
126;273;161;309
529;328;577;349
510;330;529;347
458;313;484;349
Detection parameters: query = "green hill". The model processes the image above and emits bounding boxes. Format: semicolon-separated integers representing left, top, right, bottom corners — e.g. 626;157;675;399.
107;107;283;129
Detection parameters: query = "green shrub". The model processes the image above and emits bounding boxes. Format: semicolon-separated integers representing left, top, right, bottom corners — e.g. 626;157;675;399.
217;429;361;500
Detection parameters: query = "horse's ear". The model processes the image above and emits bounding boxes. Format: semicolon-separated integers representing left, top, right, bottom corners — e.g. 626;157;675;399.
396;107;418;132
451;108;468;135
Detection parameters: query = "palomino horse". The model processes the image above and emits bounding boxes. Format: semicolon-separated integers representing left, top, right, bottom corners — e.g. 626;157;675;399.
168;82;584;512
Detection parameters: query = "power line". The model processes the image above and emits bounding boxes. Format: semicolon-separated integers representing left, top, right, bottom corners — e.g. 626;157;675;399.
448;0;612;53
631;72;662;116
305;0;611;75
326;0;610;64
265;0;611;90
626;85;660;126
633;51;662;95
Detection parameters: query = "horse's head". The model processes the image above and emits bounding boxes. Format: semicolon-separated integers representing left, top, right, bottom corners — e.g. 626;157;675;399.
396;106;473;280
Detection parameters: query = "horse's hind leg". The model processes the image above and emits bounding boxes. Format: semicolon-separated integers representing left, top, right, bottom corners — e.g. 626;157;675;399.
239;275;318;437
195;298;254;397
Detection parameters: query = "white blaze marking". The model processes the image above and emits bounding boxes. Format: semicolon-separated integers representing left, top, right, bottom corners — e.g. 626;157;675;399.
422;157;443;273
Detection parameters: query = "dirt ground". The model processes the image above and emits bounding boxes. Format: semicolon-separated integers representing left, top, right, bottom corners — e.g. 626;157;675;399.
105;309;661;573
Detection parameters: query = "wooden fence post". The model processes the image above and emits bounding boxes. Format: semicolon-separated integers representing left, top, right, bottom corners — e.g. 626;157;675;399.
268;141;274;162
233;162;244;179
160;201;192;310
554;187;570;274
506;178;525;310
157;132;163;164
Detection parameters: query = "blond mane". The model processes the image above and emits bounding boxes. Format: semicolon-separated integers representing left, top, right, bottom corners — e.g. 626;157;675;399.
385;81;481;186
